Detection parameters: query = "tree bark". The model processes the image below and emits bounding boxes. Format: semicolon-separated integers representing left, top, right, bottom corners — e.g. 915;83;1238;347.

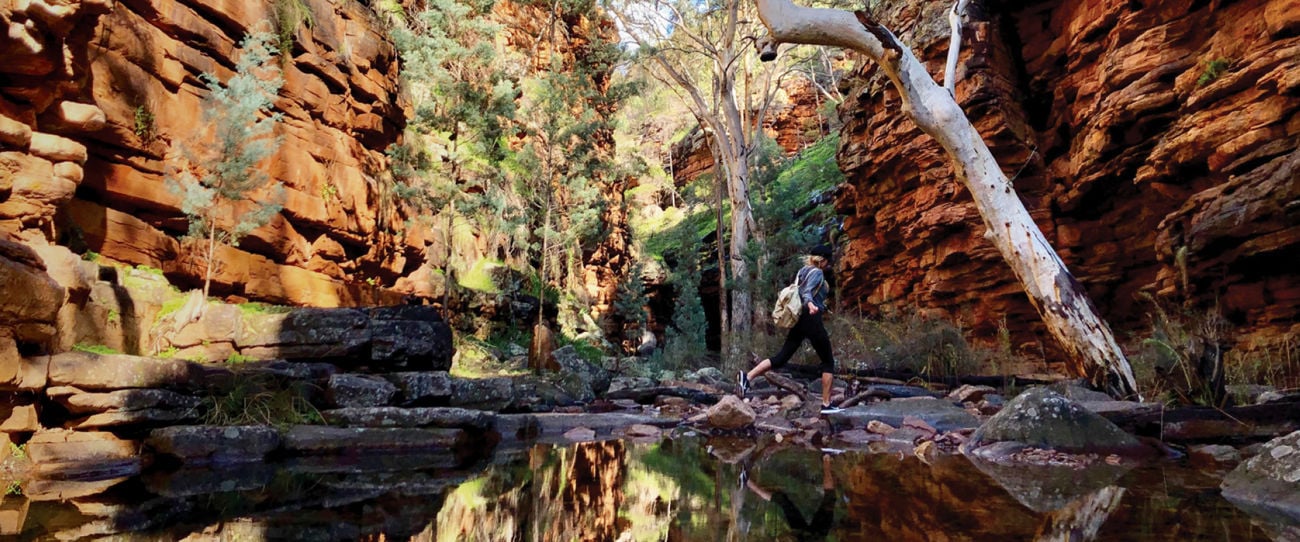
751;0;1140;398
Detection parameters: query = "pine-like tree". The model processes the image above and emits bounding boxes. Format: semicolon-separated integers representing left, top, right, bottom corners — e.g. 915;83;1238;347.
167;31;285;298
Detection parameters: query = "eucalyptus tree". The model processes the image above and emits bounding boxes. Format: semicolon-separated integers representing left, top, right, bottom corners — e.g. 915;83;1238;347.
748;0;1140;397
167;32;285;301
611;0;798;346
388;0;522;306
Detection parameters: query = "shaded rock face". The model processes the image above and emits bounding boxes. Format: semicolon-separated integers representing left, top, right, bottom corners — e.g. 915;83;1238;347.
834;0;1300;368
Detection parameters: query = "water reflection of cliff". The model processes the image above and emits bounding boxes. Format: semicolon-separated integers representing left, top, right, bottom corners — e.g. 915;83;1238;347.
438;441;629;541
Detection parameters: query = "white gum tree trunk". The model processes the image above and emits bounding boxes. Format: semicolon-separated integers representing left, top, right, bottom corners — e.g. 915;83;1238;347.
751;0;1140;397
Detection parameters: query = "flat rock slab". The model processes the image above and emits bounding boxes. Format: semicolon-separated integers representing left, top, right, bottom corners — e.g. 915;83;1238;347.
47;352;203;391
322;407;495;431
496;412;677;442
829;397;979;433
327;374;397;408
48;386;202;414
69;407;198;430
281;426;467;455
26;429;138;465
147;426;281;465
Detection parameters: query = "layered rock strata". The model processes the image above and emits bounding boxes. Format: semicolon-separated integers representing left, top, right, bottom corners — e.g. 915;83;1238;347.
835;0;1300;368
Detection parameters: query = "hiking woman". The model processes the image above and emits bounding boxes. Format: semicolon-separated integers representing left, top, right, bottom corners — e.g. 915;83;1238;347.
739;245;841;414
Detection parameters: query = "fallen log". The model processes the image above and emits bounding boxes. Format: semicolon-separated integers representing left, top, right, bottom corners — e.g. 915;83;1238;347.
785;364;1063;389
761;371;808;402
1099;399;1300;443
604;387;721;405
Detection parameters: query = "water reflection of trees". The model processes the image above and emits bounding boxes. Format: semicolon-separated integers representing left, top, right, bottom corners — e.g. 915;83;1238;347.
438;441;628;541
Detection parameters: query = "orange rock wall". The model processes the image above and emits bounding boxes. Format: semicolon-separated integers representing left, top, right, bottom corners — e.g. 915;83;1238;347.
835;0;1300;365
1;0;408;307
1;0;629;315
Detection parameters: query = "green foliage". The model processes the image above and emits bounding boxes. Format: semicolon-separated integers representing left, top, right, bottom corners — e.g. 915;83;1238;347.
156;346;181;358
107;309;120;325
201;372;323;428
828;312;980;380
1130;293;1228;406
134;105;155;142
237;302;292;315
4;481;20;496
320;183;338;201
613;262;648;331
460;258;504;293
167;32;286;295
557;334;605;365
1224;334;1298;390
8;443;26;461
225;352;254;364
1196;57;1231;87
81;250;100;262
73;343;121;355
658;249;709;371
155;294;190;321
273;0;314;60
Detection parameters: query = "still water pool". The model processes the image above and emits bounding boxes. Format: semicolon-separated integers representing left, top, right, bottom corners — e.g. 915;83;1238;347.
8;436;1286;541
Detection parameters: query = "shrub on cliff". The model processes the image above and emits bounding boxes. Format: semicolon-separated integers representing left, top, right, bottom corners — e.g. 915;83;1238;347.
166;31;285;298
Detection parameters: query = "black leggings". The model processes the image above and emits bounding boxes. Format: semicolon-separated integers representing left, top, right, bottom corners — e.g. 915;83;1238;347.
768;310;835;373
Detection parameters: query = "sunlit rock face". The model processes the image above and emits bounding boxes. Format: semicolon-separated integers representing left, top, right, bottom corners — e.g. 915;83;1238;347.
0;0;631;317
0;0;405;306
834;0;1300;370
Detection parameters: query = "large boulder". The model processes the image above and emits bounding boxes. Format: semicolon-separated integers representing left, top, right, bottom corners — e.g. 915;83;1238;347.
706;395;756;430
1221;430;1300;523
237;308;371;361
549;345;612;402
962;387;1147;458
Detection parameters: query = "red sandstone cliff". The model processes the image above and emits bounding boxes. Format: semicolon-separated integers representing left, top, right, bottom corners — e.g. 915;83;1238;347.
0;0;629;319
835;0;1300;366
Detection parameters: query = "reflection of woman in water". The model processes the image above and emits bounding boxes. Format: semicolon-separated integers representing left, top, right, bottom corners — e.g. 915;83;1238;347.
743;454;837;541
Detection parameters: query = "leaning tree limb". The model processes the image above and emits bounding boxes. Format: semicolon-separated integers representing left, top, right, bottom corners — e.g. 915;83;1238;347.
751;0;1140;398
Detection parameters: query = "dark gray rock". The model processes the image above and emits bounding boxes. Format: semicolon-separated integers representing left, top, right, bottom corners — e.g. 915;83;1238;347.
146;425;280;465
828;397;979;433
50;386;202;414
281;425;466;455
70;407;199;429
968;454;1132;513
381;371;452;406
322;407;495;431
238;309;370;360
550;345;612;400
1222;430;1300;523
143;463;277;497
608;376;656;394
866;385;942;399
964;387;1146;456
450;376;514;411
369;306;453;371
327;374;398;408
1049;382;1114;402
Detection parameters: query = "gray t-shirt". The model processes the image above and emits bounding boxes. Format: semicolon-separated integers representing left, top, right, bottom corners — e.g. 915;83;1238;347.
797;265;828;312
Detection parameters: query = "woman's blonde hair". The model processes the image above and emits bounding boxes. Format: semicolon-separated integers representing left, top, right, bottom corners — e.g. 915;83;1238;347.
805;255;827;267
